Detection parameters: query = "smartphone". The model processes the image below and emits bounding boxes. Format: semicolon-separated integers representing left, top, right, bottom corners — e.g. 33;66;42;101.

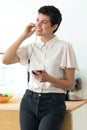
32;71;37;75
37;70;42;73
32;70;42;75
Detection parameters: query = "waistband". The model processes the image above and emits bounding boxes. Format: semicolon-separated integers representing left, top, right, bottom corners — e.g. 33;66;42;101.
25;89;66;100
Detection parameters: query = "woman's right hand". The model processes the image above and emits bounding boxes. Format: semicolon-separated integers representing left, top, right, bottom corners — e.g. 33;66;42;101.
22;23;35;39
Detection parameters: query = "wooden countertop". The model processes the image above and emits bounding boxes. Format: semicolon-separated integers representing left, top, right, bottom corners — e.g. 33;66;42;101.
0;98;87;111
0;98;21;111
65;100;87;112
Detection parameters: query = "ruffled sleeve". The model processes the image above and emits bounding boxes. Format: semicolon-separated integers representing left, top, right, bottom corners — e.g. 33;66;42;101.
60;43;78;69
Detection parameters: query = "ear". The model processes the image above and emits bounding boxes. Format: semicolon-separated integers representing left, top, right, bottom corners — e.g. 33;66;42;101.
52;24;58;31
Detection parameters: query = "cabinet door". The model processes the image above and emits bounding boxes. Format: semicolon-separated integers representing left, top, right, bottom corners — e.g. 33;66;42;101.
0;110;20;130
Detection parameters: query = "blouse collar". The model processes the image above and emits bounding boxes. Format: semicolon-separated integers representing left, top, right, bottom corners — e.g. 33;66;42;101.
38;35;58;49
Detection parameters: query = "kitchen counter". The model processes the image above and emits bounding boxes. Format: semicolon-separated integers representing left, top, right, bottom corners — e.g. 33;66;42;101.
61;99;87;130
0;98;87;111
0;98;87;130
65;99;87;111
0;98;21;110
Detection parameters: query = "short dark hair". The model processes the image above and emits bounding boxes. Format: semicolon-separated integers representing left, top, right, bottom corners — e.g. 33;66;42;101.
38;5;62;33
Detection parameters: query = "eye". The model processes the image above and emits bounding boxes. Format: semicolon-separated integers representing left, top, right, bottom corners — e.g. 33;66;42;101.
36;18;47;24
41;21;47;24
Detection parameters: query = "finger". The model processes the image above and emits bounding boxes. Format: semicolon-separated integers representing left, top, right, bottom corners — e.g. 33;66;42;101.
28;23;35;28
31;27;35;33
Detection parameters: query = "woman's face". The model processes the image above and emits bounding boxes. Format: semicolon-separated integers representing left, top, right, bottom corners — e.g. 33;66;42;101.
35;13;56;37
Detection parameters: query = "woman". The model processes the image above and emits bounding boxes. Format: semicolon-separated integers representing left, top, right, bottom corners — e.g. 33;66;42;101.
2;5;78;130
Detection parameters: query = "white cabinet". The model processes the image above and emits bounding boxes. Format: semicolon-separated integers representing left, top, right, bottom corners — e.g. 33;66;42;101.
0;98;87;130
61;100;87;130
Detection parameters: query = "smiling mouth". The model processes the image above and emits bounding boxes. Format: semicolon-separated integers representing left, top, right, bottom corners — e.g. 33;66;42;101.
35;28;42;32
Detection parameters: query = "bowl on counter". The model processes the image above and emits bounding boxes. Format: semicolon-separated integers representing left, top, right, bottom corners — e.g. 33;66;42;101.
0;93;13;103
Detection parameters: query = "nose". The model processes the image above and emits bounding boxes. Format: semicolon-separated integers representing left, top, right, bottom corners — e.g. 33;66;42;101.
36;21;42;27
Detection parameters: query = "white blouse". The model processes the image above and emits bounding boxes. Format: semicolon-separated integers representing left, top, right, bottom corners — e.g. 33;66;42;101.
17;35;78;93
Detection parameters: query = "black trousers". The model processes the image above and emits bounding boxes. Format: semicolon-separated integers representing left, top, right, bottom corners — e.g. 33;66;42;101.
20;89;66;130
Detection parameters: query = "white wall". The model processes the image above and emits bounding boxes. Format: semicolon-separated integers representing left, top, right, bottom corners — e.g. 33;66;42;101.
0;0;87;98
